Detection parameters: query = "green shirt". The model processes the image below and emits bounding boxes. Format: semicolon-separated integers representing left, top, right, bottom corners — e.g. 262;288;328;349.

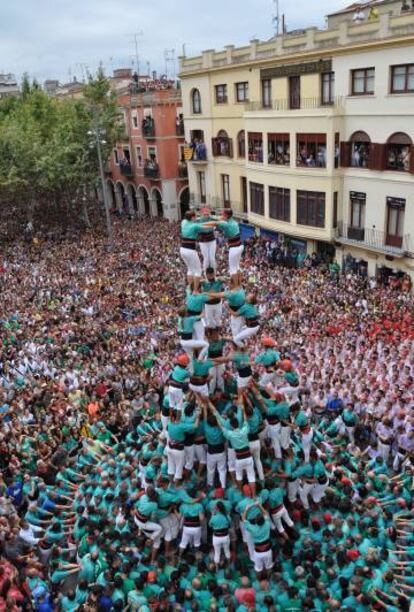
245;518;271;543
186;292;209;314
192;358;215;377
220;420;249;450
224;288;246;310
209;512;230;530
136;494;159;518
218;219;240;239
170;365;189;384
254;349;280;367
168;420;196;443
238;303;258;320
178;315;200;334
181;219;202;239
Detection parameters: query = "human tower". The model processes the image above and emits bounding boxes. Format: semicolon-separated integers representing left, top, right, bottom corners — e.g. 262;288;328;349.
133;206;327;576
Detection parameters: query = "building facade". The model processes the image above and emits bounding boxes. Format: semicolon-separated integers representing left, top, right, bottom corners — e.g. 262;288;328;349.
179;0;414;280
106;69;189;221
0;74;19;99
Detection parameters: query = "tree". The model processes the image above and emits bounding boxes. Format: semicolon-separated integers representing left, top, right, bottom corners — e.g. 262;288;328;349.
0;68;121;241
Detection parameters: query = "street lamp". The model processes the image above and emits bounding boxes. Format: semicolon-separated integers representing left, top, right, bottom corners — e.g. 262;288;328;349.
88;108;113;246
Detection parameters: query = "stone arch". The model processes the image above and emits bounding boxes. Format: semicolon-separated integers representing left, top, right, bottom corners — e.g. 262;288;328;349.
126;183;138;214
106;180;116;210
115;181;127;212
178;186;190;219
151;187;163;217
138;185;150;216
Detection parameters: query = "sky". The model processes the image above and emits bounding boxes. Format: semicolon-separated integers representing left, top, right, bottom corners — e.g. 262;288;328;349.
1;0;351;85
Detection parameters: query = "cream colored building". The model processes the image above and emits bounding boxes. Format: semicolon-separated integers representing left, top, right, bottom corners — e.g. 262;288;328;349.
179;0;414;281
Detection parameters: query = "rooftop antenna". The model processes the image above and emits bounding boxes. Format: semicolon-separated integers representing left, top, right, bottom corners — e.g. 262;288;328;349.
131;31;144;79
164;48;176;80
272;0;280;36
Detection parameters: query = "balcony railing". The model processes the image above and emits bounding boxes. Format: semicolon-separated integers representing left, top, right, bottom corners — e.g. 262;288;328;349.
143;120;155;138
247;96;344;112
144;162;160;179
176;122;185;136
120;162;134;177
190;144;207;162
336;222;409;254
178;162;188;178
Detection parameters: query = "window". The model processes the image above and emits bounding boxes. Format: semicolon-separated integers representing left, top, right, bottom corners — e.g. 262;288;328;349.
191;89;202;114
212;130;233;157
236;82;249;102
321;72;335;105
386;197;405;248
147;146;157;161
178;144;186;161
289;76;301;109
333;192;338;229
190;130;207;161
215;84;228;104
136;146;142;167
113;149;119;165
351;68;375;95
221;174;230;207
350;192;366;228
248;132;263;162
350;131;371;168
297;190;325;227
198;171;206;204
122;147;131;163
132;112;138;128
297;134;327;168
391;64;414;93
268;133;290;166
250;182;264;215
269;187;290;222
237;131;246;158
241;177;248;213
262;79;272;108
386;133;412;171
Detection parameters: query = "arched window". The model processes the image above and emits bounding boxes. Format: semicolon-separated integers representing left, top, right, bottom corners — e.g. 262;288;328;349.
386;132;412;171
350;131;371;168
212;129;232;157
237;130;246;158
191;89;201;114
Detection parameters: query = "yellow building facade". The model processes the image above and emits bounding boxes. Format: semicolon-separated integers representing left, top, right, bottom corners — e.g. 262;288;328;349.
179;1;414;280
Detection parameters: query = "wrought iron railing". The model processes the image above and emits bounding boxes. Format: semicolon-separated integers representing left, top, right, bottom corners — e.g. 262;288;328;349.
247;96;344;112
336;222;410;253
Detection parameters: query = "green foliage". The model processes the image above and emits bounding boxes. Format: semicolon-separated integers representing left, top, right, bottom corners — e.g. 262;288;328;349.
0;68;120;230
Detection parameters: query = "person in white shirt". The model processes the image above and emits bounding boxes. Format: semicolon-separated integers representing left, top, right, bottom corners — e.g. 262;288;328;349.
353;8;366;23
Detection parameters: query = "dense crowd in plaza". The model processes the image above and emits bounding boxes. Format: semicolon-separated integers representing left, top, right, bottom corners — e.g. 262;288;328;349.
0;211;414;611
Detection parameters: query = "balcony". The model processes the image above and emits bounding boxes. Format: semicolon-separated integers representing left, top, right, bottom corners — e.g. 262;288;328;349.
247;96;344;113
143;118;156;139
176;121;185;136
144;161;160;179
178;162;188;178
336;222;409;256
120;162;134;177
190;143;207;164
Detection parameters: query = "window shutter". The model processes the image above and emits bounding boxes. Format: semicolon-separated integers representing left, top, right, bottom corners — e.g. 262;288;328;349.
368;143;386;171
228;139;234;158
340;142;351;168
211;138;219;157
410;146;414;174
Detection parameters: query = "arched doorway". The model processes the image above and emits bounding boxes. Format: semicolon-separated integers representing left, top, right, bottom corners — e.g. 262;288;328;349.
179;187;190;219
151;188;163;217
115;182;127;213
127;184;138;213
138;186;150;216
106;180;116;211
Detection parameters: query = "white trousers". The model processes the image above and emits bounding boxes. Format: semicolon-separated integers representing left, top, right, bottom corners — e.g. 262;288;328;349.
180;338;209;361
230;315;243;339
287;479;299;503
209;364;225;394
204;303;222;329
253;549;273;573
235;456;255;483
167;447;185;480
236;374;251;390
227;447;236;474
180;247;202;278
160;514;180;542
301;430;314;463
199;240;217;271
229;245;244;276
192;320;206;342
134;516;163;548
299;481;314;510
311;481;328;504
249;439;264;481
280;426;291;450
267;423;282;459
271;506;294;533
393;450;410;472
207;451;227;488
194;443;207;465
161;415;169;439
179;525;202;550
213;534;230;564
233;325;260;348
189;382;209;398
184;444;195;471
378;440;391;462
168;386;184;411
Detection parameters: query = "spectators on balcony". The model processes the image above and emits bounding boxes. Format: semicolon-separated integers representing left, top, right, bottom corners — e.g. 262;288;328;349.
190;138;207;161
352;8;366;23
142;116;155;136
